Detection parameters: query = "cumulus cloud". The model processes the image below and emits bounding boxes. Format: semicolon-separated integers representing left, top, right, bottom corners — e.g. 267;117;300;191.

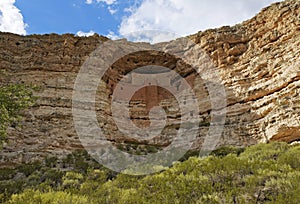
76;30;95;37
86;0;117;5
121;30;179;43
0;0;27;35
119;0;282;43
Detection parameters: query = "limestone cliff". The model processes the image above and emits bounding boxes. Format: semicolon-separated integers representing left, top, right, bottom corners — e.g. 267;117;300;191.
0;0;299;164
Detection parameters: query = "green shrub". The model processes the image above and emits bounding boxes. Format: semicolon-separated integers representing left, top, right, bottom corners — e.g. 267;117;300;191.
62;172;84;190
278;145;300;170
0;168;16;180
239;142;289;161
5;142;300;203
264;171;300;203
179;149;200;161
41;169;64;187
45;157;58;168
210;146;245;157
9;189;89;204
0;180;25;201
16;162;42;177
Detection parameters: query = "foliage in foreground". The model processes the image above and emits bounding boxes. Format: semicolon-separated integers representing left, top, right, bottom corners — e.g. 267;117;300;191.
0;83;36;145
1;142;300;204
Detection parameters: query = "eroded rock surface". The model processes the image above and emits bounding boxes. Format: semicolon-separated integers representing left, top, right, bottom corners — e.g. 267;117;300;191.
0;0;299;164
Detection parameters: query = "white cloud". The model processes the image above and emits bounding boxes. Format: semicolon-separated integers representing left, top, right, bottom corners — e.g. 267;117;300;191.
120;30;179;44
98;0;117;5
0;0;27;35
85;0;118;15
108;6;118;15
76;30;95;37
119;0;283;43
106;31;120;40
86;0;117;5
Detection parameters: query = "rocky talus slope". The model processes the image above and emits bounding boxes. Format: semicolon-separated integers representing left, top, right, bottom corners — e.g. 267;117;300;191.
0;0;299;164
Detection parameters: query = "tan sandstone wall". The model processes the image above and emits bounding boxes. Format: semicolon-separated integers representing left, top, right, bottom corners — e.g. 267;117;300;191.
0;0;299;164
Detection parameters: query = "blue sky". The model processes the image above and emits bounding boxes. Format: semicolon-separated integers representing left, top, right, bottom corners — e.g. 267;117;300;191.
14;0;136;35
0;0;282;43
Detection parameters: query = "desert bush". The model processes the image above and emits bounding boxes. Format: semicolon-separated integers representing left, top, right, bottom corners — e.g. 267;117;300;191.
239;142;289;160
4;142;300;203
278;145;300;170
62;172;84;190
0;168;16;180
16;161;42;177
210;146;245;157
9;189;89;204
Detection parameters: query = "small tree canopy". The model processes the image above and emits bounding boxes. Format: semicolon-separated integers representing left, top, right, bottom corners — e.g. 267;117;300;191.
0;84;35;146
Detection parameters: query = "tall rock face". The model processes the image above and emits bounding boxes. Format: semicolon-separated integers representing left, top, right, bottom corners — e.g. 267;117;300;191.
0;0;299;164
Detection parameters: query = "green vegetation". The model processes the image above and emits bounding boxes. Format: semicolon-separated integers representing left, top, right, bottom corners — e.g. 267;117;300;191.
116;142;162;155
0;83;36;146
1;142;300;203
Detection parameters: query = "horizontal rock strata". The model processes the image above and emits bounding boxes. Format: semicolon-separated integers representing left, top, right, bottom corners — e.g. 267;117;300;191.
0;0;299;164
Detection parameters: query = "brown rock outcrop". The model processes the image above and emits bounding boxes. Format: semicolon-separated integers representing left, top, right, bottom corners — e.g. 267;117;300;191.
0;0;299;164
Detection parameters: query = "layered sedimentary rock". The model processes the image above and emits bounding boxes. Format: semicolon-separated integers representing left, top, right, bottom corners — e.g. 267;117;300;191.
0;0;299;164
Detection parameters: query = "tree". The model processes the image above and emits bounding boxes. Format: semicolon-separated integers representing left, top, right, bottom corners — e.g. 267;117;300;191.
0;83;35;146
